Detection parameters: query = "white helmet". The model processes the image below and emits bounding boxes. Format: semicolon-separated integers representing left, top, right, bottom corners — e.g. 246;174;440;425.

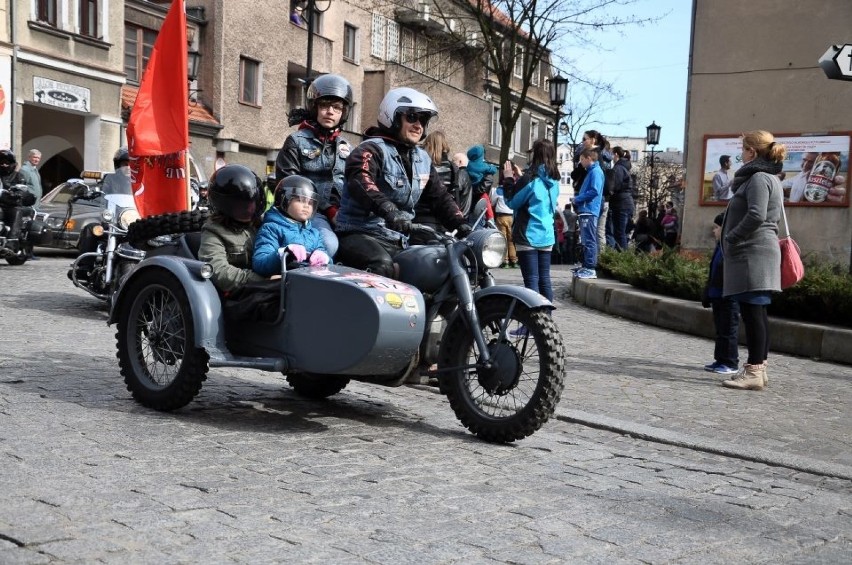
377;87;438;136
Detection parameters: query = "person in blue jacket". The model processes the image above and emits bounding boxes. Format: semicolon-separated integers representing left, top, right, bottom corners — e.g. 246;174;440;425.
253;176;330;276
572;147;604;279
501;139;561;313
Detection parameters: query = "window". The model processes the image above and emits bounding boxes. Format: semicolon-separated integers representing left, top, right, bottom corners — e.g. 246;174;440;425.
124;24;157;84
386;21;399;62
239;57;261;106
511;113;523;154
529;119;540;150
631;150;639;161
491;106;502;147
37;0;57;26
371;14;385;59
531;61;540;86
343;23;358;62
80;0;98;37
513;46;523;79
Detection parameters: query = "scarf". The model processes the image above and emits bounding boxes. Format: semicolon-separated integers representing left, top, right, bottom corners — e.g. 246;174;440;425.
731;157;782;194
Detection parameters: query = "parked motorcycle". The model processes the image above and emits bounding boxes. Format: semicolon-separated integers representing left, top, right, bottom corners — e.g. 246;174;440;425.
66;180;144;300
108;213;566;443
0;184;50;265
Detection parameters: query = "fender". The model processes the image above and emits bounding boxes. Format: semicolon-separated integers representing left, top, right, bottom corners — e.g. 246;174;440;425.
108;255;226;352
442;283;554;335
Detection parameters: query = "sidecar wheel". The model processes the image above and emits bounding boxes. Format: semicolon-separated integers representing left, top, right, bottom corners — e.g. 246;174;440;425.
286;373;349;399
439;297;565;443
116;269;209;410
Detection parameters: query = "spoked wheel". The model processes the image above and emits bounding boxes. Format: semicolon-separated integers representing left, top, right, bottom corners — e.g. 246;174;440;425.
286;373;349;399
439;297;566;443
116;269;209;410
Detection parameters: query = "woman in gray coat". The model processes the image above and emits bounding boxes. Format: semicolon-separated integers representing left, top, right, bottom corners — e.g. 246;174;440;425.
720;130;786;391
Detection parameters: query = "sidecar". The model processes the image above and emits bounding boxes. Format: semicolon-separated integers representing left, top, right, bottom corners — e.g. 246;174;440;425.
108;233;426;411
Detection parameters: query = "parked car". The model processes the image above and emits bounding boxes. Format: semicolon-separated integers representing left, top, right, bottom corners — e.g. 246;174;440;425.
35;171;140;250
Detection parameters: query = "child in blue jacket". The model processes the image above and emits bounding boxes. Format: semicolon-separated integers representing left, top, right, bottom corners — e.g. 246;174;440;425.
253;176;330;276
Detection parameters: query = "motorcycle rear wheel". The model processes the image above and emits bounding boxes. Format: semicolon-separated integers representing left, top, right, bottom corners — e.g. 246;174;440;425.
286;373;349;399
116;269;209;410
439;297;565;443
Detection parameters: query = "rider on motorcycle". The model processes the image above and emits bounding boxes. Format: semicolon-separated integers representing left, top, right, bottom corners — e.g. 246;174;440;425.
0;150;34;242
274;73;354;258
101;147;132;195
334;87;471;277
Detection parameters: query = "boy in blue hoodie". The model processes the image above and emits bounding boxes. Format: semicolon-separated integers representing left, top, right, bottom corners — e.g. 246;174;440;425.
572;148;604;279
701;213;740;374
253;176;330;276
466;144;498;192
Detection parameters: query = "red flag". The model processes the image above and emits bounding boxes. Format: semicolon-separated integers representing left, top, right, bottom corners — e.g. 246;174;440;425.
127;0;189;217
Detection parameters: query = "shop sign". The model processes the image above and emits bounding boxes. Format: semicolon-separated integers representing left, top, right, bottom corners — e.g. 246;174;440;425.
33;77;90;113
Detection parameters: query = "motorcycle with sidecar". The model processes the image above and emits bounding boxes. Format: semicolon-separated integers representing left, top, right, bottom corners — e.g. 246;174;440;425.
0;184;50;265
108;212;566;442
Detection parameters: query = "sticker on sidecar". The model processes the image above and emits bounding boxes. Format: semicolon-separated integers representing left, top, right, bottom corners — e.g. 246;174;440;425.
315;271;417;294
385;293;403;309
403;295;418;312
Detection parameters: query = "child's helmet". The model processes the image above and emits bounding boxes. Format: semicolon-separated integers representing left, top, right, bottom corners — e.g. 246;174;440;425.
306;74;354;126
274;175;317;215
208;164;264;223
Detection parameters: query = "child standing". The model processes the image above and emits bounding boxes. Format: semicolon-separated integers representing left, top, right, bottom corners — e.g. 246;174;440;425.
253;176;331;276
702;213;740;375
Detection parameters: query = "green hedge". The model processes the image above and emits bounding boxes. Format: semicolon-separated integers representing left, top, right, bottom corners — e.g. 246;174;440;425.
597;247;852;328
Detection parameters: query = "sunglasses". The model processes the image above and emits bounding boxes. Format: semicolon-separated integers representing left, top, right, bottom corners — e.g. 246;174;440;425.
402;111;431;127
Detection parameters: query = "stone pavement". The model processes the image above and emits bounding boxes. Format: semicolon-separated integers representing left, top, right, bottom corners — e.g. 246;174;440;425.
0;253;850;563
490;264;852;480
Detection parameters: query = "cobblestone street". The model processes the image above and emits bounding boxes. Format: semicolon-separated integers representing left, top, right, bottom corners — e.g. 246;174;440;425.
1;254;850;563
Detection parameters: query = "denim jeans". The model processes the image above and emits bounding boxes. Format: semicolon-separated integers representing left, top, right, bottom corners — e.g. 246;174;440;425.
711;297;740;368
578;213;598;270
516;249;553;302
312;213;339;258
611;208;632;251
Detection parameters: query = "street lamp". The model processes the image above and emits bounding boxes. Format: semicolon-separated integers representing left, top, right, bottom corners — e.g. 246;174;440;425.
644;121;662;215
548;74;569;148
304;0;332;87
187;49;202;103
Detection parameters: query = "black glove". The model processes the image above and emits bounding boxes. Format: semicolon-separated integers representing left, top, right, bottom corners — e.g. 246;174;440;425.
380;202;412;235
455;223;473;238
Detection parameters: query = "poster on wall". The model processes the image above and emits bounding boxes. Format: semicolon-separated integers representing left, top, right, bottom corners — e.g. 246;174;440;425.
0;56;11;150
700;134;850;207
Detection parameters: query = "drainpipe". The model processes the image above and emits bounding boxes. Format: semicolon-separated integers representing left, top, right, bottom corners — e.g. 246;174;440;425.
9;0;17;153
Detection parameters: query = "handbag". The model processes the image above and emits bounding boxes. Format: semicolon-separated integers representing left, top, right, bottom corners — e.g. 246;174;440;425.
778;202;804;289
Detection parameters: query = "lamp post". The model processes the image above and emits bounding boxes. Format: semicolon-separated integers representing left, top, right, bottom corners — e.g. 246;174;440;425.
187;49;201;103
304;0;332;87
644;121;662;215
548;75;569;149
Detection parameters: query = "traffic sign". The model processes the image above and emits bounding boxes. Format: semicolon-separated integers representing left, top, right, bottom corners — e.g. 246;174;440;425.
819;44;852;81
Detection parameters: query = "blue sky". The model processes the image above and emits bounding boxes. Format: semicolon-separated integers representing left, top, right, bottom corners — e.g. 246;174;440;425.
566;0;692;151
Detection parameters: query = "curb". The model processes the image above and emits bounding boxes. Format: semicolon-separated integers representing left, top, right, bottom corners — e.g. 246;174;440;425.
571;277;852;366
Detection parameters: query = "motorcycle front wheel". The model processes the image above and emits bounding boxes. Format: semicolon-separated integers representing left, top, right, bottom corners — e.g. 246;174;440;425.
439;297;566;443
116;270;209;410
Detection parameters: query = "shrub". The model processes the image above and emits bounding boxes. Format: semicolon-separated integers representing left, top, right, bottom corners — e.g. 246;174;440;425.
597;247;852;328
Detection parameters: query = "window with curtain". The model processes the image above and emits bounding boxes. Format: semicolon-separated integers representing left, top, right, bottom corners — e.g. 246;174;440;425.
37;0;58;26
80;0;98;37
343;23;358;62
491;106;502;147
240;57;261;106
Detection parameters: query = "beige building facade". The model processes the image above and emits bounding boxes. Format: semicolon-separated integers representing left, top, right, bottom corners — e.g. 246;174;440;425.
684;0;852;266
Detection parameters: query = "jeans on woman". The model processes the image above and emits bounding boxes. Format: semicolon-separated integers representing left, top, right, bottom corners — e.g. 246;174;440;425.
578;213;598;270
516;249;553;302
611;208;632;251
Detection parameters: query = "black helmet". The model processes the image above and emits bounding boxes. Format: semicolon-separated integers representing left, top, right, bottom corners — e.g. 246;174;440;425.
0;149;17;175
306;74;353;126
274;175;317;215
208;164;264;223
113;147;129;169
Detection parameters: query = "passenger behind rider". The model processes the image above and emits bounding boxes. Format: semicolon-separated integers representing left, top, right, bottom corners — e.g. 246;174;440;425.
334;87;471;277
274;74;354;258
198;164;271;295
252;175;331;276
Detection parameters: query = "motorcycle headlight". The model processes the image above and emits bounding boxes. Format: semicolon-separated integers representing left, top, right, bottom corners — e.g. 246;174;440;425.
119;209;141;229
467;228;506;270
101;209;114;222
